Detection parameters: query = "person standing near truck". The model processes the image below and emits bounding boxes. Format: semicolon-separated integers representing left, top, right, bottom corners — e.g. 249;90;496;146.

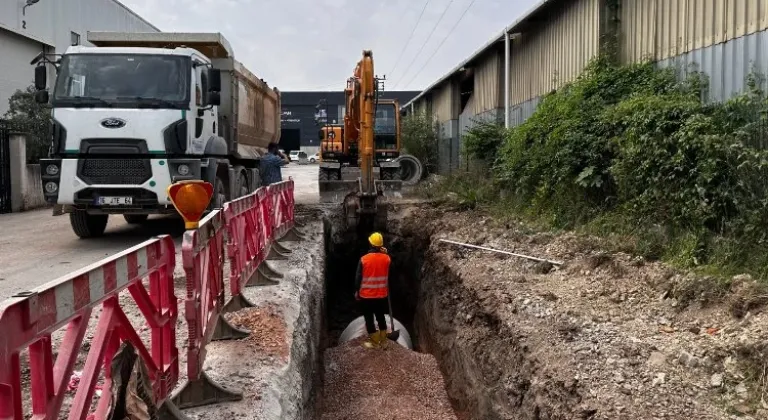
354;232;392;349
260;143;290;186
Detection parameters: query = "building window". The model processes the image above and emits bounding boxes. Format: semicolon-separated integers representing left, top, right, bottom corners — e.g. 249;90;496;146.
70;32;80;46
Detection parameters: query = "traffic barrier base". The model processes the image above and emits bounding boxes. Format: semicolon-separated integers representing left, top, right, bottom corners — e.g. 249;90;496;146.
281;226;307;242
260;261;285;279
266;244;290;261
272;240;293;255
211;315;249;341
221;291;256;313
171;371;243;409
249;265;281;286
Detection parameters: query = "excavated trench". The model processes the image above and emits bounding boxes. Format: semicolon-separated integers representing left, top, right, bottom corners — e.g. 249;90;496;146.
312;205;569;420
313;209;471;419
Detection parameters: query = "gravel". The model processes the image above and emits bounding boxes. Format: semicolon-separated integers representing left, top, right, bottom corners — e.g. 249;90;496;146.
320;337;457;420
225;304;290;363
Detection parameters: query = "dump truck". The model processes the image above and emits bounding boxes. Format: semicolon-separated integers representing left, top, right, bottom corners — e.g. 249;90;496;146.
31;32;280;238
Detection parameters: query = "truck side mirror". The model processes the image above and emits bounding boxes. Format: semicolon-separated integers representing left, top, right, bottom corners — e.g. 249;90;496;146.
209;69;221;92
209;91;221;106
34;65;47;90
34;90;49;104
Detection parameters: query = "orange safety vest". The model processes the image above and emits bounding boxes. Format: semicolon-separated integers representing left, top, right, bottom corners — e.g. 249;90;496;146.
359;252;391;299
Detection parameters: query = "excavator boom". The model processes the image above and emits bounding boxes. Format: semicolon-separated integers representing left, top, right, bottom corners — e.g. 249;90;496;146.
328;50;390;231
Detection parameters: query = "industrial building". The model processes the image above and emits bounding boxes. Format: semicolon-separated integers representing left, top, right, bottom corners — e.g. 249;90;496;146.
403;0;768;174
280;90;419;154
0;0;158;115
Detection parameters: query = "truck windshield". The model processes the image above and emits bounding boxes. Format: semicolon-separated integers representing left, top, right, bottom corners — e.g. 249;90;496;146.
53;54;190;108
374;104;397;149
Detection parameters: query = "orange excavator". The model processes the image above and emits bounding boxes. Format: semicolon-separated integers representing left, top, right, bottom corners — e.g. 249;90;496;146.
332;50;391;230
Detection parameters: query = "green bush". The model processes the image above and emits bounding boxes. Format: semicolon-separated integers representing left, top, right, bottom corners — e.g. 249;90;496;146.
438;55;768;280
401;112;439;174
462;118;508;164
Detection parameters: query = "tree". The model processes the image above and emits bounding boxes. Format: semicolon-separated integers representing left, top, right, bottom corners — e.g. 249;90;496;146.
4;85;51;163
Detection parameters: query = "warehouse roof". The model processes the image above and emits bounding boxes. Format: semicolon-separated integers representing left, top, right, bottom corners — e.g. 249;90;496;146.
401;0;560;109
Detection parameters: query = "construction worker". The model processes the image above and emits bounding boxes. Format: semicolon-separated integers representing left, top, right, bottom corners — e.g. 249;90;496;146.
354;232;391;349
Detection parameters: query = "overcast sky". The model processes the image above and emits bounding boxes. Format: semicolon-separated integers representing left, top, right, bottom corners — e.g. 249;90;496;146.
120;0;539;92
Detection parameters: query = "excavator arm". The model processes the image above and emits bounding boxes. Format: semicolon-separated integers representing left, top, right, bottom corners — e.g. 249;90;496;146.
342;50;388;231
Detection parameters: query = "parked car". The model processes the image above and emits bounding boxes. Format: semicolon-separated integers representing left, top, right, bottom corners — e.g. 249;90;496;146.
309;152;319;163
289;150;301;161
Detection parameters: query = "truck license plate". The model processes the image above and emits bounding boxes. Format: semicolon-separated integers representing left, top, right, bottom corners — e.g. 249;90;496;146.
97;196;133;205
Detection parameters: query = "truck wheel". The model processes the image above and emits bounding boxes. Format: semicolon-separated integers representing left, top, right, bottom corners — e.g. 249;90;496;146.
70;211;108;238
318;169;329;181
237;172;249;198
329;171;340;181
213;175;227;209
123;214;148;224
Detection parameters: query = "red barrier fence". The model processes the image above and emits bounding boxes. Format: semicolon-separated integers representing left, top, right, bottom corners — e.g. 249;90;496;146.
0;178;300;417
171;209;244;408
0;235;179;420
268;180;294;239
223;188;273;309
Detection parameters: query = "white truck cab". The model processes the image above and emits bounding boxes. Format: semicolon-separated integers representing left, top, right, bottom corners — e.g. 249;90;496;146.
33;32;281;238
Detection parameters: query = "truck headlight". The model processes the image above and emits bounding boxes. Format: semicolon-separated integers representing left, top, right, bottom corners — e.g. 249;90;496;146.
44;182;58;194
177;164;190;176
45;164;59;176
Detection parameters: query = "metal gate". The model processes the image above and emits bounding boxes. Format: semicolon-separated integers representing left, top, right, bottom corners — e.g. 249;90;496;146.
0;121;11;213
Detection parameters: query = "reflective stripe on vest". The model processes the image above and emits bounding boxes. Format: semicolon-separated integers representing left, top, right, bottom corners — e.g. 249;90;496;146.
359;252;390;299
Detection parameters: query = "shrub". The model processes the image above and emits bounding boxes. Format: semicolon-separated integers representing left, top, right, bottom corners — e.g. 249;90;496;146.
462;118;507;164
436;54;768;279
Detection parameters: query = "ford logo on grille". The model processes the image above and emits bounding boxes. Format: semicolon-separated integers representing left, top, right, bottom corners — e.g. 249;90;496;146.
100;118;126;129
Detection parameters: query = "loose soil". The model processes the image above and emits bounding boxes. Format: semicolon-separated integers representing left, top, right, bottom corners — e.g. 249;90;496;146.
320;337;457;420
392;203;768;420
225;304;290;363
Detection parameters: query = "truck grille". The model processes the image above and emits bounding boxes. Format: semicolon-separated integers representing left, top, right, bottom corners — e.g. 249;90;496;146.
78;159;152;185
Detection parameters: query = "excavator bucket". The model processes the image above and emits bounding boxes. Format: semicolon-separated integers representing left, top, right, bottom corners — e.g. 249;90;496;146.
341;180;389;231
318;167;401;203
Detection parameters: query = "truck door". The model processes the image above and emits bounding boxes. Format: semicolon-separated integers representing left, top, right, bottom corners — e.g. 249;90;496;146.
192;61;215;153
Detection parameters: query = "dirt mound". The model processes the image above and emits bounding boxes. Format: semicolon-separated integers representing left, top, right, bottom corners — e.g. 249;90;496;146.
320;337;457;420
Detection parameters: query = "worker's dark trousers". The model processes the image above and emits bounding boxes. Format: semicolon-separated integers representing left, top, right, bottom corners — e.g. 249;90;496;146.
359;297;388;334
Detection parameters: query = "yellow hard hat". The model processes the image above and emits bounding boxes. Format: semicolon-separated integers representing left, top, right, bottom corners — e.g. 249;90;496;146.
368;232;384;247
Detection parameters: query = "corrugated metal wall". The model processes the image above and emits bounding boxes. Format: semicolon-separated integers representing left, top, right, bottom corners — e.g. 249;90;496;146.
509;0;601;106
621;0;768;63
432;83;454;123
659;29;768;102
471;52;502;115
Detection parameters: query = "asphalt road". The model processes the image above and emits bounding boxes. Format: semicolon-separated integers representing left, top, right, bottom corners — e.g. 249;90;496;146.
0;164;319;300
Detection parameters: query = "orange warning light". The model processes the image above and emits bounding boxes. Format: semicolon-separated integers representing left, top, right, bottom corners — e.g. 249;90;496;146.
167;180;214;229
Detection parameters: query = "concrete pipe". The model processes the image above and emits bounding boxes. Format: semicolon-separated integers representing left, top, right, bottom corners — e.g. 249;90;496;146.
339;315;413;349
394;154;423;186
